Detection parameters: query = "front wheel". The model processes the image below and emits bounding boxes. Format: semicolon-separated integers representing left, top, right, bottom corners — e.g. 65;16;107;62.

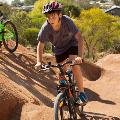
2;20;18;53
54;93;72;120
54;92;77;120
54;93;64;120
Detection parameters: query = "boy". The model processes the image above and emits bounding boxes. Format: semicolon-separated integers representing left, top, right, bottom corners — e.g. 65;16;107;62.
35;1;88;105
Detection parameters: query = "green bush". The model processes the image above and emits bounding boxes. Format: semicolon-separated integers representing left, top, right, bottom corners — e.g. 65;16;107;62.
31;17;46;28
25;28;39;46
44;42;52;53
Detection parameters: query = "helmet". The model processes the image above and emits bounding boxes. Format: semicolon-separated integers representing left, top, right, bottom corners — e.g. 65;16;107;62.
42;2;63;14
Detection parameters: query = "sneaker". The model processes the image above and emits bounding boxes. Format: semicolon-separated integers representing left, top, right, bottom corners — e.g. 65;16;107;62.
76;92;88;106
59;80;67;87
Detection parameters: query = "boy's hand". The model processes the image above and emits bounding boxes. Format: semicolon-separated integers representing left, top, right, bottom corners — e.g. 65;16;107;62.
35;62;41;70
75;57;83;64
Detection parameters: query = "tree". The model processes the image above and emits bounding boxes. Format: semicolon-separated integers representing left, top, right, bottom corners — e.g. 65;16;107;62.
10;10;32;46
73;8;120;60
0;3;12;18
29;0;48;17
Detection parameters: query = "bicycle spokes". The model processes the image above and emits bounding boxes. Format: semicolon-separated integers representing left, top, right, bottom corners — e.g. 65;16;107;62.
2;20;18;52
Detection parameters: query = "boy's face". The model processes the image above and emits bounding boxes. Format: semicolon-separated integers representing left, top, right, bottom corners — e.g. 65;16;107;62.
46;12;61;27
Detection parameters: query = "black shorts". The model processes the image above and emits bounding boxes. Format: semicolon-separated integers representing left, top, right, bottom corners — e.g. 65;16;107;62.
55;46;78;63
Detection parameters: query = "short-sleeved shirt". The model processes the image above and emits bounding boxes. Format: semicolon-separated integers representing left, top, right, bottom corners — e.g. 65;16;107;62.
37;15;79;55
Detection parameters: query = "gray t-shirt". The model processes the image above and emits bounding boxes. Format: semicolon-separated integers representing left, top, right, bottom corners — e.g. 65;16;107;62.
37;15;79;55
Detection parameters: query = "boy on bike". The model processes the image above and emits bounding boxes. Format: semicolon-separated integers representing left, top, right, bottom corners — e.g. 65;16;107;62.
35;1;88;105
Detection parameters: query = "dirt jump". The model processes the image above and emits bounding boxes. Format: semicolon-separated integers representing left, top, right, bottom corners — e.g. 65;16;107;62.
0;44;120;120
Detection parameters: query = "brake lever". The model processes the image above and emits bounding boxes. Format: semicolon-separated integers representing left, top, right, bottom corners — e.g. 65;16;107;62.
41;64;50;71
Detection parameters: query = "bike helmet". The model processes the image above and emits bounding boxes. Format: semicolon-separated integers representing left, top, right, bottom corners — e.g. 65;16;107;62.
42;1;63;14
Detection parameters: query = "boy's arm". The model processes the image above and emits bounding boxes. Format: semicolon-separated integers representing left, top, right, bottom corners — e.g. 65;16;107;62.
36;41;45;66
75;32;84;58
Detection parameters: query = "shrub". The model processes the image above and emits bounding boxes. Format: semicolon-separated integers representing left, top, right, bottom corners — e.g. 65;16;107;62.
25;28;39;46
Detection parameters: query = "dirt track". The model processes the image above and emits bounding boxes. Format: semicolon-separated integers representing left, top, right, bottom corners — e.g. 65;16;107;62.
0;45;120;120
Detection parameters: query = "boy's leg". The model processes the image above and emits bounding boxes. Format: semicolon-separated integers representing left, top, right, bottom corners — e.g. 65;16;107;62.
69;55;84;91
55;50;69;85
69;55;88;105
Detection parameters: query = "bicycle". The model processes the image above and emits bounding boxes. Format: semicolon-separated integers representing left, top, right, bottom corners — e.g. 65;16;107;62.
41;60;85;120
0;4;18;53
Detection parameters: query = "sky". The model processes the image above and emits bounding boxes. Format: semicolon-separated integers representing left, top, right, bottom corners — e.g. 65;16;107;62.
0;0;24;5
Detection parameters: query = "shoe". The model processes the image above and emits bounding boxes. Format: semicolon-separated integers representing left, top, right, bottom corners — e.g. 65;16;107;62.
59;80;67;87
76;92;88;106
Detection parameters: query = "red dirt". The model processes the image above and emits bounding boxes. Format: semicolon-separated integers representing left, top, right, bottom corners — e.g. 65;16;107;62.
0;45;120;120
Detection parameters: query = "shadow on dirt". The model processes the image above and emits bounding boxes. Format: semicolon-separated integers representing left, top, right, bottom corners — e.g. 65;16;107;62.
0;53;57;107
85;88;116;105
0;52;115;107
80;61;103;81
79;112;120;120
0;52;118;120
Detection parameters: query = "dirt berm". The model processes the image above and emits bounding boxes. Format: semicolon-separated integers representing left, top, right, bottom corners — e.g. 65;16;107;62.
0;45;120;120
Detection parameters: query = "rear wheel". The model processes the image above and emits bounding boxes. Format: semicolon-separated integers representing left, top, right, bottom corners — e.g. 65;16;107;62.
68;100;77;120
2;20;18;53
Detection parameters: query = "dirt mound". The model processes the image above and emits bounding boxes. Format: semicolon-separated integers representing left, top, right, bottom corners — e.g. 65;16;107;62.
96;54;120;70
20;103;54;120
0;51;56;120
0;44;120;120
84;54;120;118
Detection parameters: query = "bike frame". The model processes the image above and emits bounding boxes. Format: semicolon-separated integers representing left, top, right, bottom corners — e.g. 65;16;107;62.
42;61;84;119
45;61;78;105
57;70;76;105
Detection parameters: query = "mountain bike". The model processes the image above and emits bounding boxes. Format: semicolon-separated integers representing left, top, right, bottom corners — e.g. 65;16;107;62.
41;60;85;120
0;5;18;53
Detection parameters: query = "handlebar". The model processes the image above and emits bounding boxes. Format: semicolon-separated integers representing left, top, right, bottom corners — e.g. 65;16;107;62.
40;59;84;71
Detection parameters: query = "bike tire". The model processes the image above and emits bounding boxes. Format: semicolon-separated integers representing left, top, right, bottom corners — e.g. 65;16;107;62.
54;93;64;120
68;99;77;120
54;92;78;120
2;20;18;53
